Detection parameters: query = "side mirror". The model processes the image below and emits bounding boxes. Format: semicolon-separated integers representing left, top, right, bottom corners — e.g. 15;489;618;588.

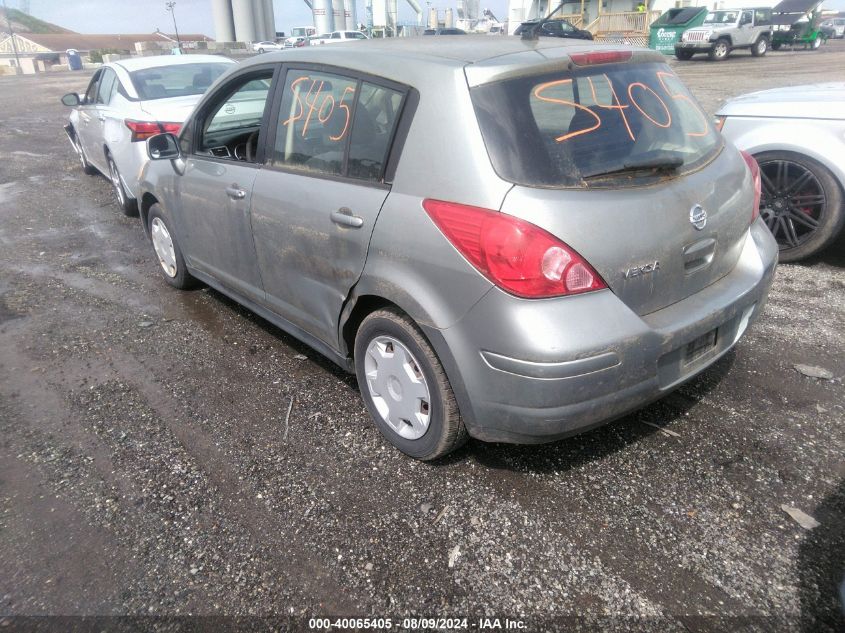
61;93;81;106
147;133;181;160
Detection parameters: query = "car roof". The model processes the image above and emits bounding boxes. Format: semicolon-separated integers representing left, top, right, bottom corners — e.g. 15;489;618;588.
111;54;236;73
253;35;641;67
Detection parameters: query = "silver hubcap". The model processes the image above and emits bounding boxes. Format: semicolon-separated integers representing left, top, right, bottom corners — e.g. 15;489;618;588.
364;336;431;440
150;217;177;278
715;43;727;56
109;160;125;206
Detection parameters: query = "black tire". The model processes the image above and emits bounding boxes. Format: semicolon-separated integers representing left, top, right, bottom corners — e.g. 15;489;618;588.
708;38;731;60
354;308;467;460
811;35;821;50
750;36;768;57
107;153;138;216
258;47;265;53
75;132;97;175
755;150;845;262
675;49;694;60
147;203;198;289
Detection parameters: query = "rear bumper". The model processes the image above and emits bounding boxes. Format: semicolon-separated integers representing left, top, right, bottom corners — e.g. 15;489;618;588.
424;220;778;444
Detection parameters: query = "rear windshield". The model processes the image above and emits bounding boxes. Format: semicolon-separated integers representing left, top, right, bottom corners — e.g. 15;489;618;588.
470;61;722;188
131;62;232;100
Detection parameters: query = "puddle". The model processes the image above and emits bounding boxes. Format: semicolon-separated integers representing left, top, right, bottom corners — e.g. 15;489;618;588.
0;181;18;204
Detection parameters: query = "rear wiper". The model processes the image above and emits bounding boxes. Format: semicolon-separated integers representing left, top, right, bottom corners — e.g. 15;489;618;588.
582;155;684;180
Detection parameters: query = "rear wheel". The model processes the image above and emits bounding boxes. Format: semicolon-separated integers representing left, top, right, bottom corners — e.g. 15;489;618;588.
709;38;730;60
148;203;197;289
751;36;768;56
755;150;844;261
675;49;694;60
107;154;138;216
354;308;467;461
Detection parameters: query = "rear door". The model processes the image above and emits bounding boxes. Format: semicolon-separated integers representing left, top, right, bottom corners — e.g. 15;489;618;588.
174;65;278;303
250;66;408;347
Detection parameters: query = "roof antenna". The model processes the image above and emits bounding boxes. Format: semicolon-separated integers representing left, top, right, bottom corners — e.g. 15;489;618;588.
521;1;565;40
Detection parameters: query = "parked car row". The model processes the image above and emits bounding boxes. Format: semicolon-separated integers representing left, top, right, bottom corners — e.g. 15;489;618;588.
60;40;839;460
672;1;831;61
61;54;236;215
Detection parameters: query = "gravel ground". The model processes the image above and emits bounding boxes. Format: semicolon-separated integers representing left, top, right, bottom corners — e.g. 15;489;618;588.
0;41;844;632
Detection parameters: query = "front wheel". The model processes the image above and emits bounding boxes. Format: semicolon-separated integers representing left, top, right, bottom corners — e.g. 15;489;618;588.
755;151;844;261
709;38;731;60
354;308;467;460
811;35;821;49
751;36;768;56
675;49;694;60
147;204;198;289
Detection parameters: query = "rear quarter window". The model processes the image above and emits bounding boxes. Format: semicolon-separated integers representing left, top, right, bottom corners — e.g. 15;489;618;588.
470;61;722;188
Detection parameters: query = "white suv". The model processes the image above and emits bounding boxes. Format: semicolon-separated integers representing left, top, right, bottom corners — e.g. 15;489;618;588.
311;30;369;45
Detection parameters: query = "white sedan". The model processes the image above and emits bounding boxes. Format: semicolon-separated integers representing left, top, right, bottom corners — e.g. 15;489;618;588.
252;40;283;53
716;83;845;261
61;54;235;215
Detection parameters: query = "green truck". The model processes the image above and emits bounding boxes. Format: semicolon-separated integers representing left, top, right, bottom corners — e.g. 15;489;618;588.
648;7;708;54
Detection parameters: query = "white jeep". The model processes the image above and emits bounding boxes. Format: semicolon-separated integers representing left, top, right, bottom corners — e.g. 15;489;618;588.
675;8;773;60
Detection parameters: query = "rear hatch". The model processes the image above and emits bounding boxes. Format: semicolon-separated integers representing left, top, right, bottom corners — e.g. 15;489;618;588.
468;52;753;316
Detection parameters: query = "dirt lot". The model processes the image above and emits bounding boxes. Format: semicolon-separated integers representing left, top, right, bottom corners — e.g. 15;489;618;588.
0;41;843;632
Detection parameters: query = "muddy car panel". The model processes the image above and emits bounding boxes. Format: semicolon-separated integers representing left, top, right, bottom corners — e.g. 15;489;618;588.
138;37;777;451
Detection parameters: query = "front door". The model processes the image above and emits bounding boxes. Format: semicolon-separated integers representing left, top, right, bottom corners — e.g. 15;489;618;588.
737;10;754;45
77;69;104;169
250;67;408;348
175;66;278;303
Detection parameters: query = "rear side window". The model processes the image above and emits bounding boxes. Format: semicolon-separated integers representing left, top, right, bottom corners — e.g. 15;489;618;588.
470;61;721;188
96;68;117;105
273;69;404;182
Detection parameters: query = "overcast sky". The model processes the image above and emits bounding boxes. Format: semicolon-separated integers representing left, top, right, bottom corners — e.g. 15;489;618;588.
19;0;845;37
21;0;475;36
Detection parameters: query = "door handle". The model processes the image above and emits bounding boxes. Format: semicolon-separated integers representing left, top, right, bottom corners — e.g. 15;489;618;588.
225;185;246;200
330;207;364;228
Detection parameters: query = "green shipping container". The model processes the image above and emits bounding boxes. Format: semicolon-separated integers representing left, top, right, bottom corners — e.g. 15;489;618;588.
649;7;708;54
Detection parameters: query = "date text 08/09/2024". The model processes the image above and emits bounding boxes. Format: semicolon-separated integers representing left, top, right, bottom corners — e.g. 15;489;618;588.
308;617;527;630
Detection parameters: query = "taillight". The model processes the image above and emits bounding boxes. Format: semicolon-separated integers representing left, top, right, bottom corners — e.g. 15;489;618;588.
740;150;761;223
422;199;606;299
569;50;633;66
125;120;182;142
714;115;726;132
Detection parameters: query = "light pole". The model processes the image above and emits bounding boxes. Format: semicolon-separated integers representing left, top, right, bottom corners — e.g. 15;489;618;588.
165;1;182;51
2;0;22;72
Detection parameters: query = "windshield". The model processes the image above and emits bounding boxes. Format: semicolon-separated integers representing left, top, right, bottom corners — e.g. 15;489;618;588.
131;62;231;100
470;61;722;188
703;11;738;24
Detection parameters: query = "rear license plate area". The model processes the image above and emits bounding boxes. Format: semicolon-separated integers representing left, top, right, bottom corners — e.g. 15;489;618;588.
685;328;717;365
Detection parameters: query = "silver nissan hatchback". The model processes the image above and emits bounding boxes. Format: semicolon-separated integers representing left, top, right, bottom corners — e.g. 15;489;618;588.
137;37;777;460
